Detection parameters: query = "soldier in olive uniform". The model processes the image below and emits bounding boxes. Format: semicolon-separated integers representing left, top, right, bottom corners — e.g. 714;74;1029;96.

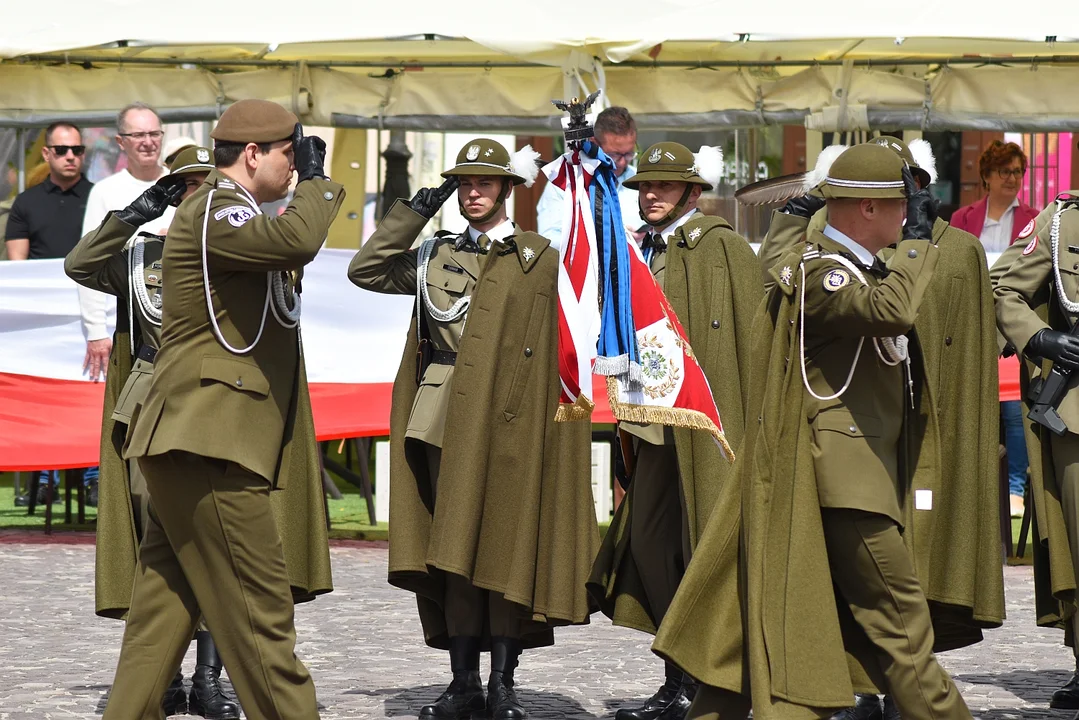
99;100;343;720
995;192;1079;715
585;142;762;720
349;138;599;720
66;148;243;719
654;144;972;720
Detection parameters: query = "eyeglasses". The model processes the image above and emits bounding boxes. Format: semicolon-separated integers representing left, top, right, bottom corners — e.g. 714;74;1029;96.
997;168;1024;179
48;145;85;157
118;130;164;141
606;150;637;164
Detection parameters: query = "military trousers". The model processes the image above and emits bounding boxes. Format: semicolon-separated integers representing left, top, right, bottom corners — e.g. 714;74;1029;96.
629;441;691;625
102;450;317;720
424;442;521;639
1048;433;1079;657
822;509;972;720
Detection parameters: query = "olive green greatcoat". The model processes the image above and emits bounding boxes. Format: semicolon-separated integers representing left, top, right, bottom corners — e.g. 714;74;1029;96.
67;201;334;614
348;200;599;650
586;213;763;634
654;236;941;716
993;199;1079;633
758;208;1005;648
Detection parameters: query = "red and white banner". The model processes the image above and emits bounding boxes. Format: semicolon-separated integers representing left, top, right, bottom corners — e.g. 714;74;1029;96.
545;151;601;419
0;250;616;471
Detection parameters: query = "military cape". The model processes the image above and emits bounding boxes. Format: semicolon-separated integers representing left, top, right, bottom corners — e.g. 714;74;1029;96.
387;232;599;650
654;248;899;715
586;214;762;634
759;209;1004;647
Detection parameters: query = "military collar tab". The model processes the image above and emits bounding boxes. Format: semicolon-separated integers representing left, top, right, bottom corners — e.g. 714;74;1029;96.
512;233;549;273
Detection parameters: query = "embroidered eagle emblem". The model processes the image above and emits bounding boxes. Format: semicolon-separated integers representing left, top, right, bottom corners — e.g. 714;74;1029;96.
466;145;480;161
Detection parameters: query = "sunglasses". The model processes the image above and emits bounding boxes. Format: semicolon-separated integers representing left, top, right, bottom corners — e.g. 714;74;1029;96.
49;145;86;157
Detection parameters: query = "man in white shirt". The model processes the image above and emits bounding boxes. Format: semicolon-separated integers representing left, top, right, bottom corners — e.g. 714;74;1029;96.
535;106;640;246
79;102;175;380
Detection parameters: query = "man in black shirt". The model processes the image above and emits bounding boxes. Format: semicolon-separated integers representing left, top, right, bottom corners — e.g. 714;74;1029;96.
5;121;97;507
5;122;93;259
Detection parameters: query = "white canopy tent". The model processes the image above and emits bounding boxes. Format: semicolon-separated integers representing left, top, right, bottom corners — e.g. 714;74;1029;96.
2;2;1079;131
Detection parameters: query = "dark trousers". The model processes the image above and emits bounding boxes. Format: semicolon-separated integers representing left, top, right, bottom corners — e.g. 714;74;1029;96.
629;442;690;625
424;443;521;639
103;451;317;720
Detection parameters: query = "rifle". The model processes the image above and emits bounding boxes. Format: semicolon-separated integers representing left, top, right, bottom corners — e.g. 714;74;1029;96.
1027;322;1079;436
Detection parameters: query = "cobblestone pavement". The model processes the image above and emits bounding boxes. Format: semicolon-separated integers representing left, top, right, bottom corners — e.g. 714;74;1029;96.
0;541;1073;719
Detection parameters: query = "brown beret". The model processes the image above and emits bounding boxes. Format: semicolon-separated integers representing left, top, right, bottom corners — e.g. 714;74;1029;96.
211;100;298;144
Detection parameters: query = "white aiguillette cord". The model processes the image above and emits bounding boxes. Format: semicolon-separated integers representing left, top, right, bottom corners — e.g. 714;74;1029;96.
200;185;301;355
799;253;913;406
415;235;471;341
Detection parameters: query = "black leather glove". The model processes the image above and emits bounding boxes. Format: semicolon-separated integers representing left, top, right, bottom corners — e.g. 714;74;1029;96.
1001;343;1017;359
293;123;327;183
1026;329;1079;371
408;177;460;219
114;175;186;227
780;193;825;219
901;166;938;241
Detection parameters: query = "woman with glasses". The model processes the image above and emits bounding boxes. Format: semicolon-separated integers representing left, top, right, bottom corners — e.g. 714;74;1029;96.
953;141;1040;524
951;140;1038;253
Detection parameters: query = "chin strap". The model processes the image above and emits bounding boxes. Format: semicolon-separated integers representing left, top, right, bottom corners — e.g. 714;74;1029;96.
639;183;694;228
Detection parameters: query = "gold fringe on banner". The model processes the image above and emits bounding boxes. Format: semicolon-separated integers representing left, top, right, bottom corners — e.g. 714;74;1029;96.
554;394;595;422
605;377;735;462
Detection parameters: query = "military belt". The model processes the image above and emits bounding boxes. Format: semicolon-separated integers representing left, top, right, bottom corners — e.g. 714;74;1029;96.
431;349;457;366
136;345;158;364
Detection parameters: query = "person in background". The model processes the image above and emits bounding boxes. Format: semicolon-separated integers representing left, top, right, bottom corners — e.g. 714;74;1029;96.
536;106;641;246
4;121;98;506
951;140;1039;518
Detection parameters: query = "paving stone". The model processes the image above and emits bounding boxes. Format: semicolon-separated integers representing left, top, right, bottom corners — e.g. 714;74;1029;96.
0;546;1068;718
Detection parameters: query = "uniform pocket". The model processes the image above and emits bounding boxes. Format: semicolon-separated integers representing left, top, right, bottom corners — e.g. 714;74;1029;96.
408;363;453;434
199;356;269;397
502;294;550;421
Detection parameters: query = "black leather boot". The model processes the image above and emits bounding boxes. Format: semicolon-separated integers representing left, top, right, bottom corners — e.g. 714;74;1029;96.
162;671;187;716
829;694;883;720
616;663;691;720
487;637;526;719
188;631;241;720
1053;666;1079;710
419;636;485;719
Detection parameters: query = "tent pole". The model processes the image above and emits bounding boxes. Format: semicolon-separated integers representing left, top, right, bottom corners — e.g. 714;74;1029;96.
15;128;25;193
1044;134;1050;208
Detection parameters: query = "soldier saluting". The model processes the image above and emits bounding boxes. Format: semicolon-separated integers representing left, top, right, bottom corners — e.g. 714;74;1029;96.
348;138;599;720
98;99;343;720
586;141;762;720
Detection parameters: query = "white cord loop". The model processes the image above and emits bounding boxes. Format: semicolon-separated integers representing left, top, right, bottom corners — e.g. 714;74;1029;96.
416;236;471;332
200;186;302;355
1051;200;1079;315
799;252;913;405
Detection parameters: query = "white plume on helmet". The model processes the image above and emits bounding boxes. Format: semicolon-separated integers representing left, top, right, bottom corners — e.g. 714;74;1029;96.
803;145;849;193
509;145;542;188
907;138;938;185
692;145;725;188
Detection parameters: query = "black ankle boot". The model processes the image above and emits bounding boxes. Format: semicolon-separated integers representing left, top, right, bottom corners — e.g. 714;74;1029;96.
419;636;485;719
162;671;187;716
487;637;526;719
616;663;691;720
1054;668;1079;710
829;694;883;720
188;631;240;720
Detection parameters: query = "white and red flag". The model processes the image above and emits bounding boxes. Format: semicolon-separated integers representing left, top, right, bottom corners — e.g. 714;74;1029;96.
546;140;731;458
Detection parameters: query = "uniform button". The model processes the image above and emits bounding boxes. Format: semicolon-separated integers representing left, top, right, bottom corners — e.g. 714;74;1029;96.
323;191;334;200
444;280;449;287
524;347;533;357
908;249;918;258
1073;263;1078;270
236;378;243;387
849;425;858;433
945;336;953;346
711;320;720;329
